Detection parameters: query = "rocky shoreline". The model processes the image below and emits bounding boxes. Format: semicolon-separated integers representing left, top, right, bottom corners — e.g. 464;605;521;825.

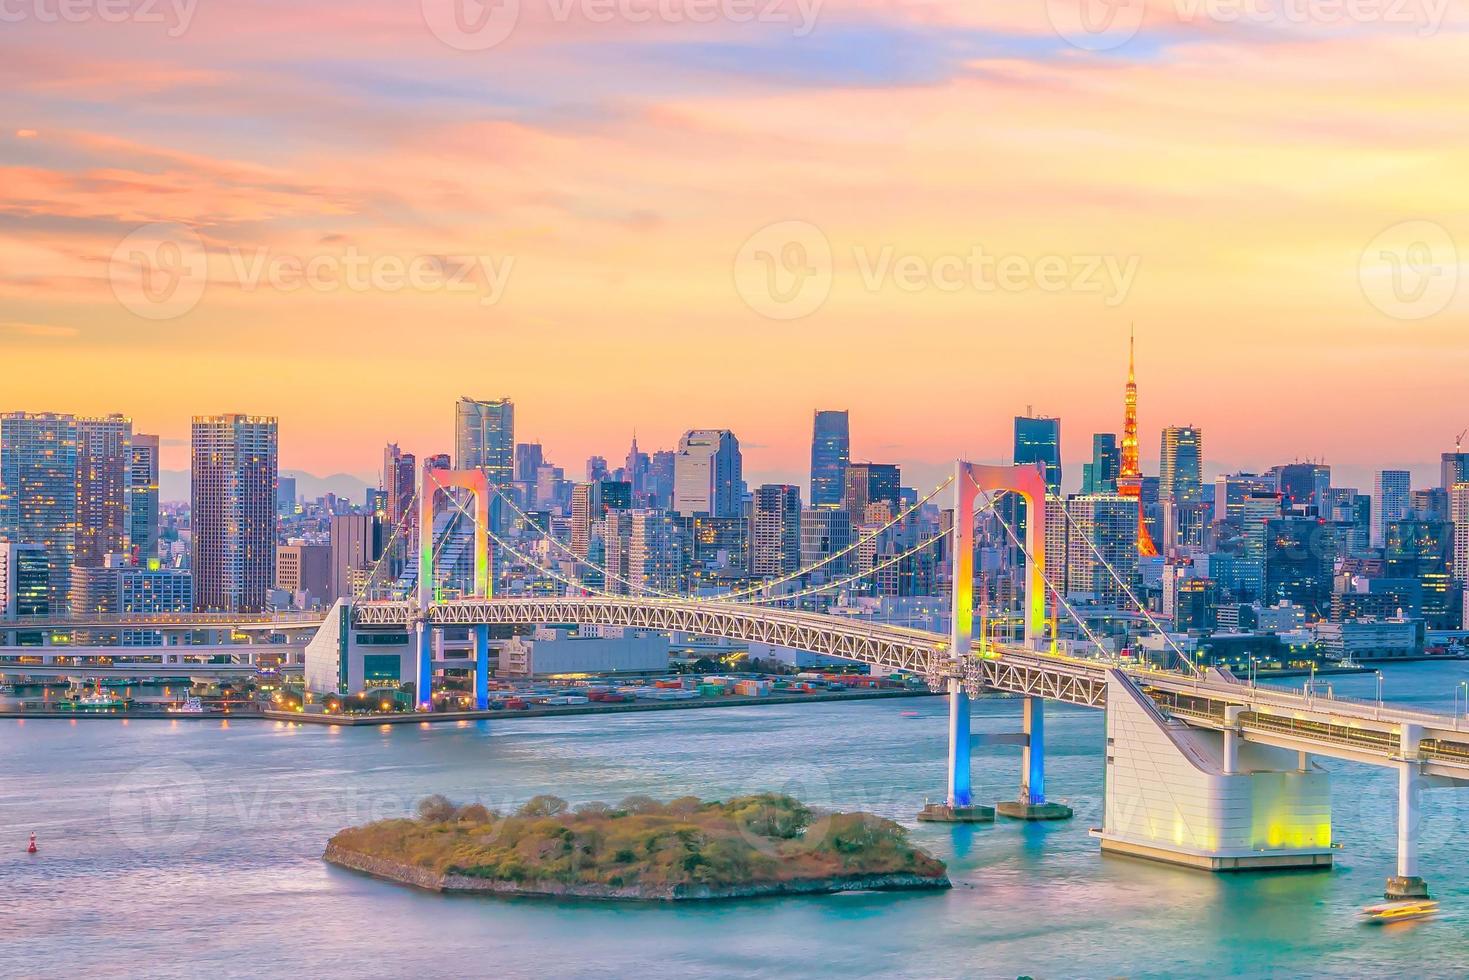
323;842;951;901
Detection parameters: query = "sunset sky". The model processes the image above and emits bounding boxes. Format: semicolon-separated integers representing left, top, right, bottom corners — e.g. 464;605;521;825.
3;0;1467;493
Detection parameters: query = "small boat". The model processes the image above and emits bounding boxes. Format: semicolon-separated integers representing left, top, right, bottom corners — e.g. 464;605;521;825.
1361;899;1438;924
169;696;205;714
900;710;920;717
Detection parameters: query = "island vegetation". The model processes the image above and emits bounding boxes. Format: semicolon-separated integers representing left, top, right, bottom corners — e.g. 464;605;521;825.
324;792;950;900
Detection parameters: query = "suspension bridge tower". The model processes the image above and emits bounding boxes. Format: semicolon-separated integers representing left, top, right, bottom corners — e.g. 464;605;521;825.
415;463;493;710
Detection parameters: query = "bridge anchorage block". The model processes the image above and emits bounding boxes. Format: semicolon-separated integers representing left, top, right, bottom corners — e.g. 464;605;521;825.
996;797;1074;821
1385;875;1430;901
917;802;995;824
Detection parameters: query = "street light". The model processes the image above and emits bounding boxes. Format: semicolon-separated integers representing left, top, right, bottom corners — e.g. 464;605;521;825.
1375;670;1383;716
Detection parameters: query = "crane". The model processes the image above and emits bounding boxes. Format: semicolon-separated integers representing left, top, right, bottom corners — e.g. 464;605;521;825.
1457;428;1467;451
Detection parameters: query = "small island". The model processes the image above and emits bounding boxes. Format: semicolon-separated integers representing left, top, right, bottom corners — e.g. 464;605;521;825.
324;792;950;900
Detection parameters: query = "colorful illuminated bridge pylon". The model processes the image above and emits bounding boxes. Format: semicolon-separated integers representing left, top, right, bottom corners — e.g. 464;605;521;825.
416;464;492;709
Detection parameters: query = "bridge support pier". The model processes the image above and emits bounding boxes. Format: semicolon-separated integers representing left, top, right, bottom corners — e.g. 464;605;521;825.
414;620;433;711
917;681;993;823
473;624;490;711
1386;724;1430;900
997;697;1072;820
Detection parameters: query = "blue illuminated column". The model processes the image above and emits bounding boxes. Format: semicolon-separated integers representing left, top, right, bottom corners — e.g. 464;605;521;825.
474;624;490;710
1021;696;1046;805
947;461;977;808
415;619;433;710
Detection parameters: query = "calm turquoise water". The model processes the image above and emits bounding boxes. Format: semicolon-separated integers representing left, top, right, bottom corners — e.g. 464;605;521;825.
5;663;1469;979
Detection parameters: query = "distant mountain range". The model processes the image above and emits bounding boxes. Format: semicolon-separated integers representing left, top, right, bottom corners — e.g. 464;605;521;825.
160;470;375;505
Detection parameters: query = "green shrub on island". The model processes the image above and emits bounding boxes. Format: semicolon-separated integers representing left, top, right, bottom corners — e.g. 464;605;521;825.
329;792;946;891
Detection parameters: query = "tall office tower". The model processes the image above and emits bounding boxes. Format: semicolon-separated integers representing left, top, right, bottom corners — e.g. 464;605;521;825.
128;433;160;565
330;513;382;600
752;484;802;577
191;415;278;613
1412;487;1449;522
1442;451;1469;490
75;414;133;570
1273;462;1331;513
0;412;79;610
1373;470;1412;548
382;444;416;531
1385;519;1455;628
1237;491;1282;600
1326;487;1372;554
1063;494;1138;604
514;443;544;484
1159;426;1204;505
454;396;515;484
1115;329;1158;557
1013;415;1062;496
1214;473;1276;525
800;508;852;575
0;542;49;619
624;434;650;496
1082;433;1120;494
648;450;675;509
1263;516;1336;615
1452;484;1469;583
573;481;633;559
809;410;851;509
843;463;901;521
629;510;686;594
673;429;742;518
586;456;609;482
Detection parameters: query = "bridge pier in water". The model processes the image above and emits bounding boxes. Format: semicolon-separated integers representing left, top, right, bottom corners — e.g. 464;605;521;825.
1386;723;1430;900
996;697;1073;820
414;620;433;710
473;625;490;711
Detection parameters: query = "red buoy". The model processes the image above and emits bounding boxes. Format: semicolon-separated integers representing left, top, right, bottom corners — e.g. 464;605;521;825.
27;832;37;855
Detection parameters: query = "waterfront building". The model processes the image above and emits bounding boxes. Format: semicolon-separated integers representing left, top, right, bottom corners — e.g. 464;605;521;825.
809;410;850;509
75;415;133;571
191;414;278;613
1373;469;1411;548
0;541;48;619
498;626;669;678
0;412;79;609
673;429;742;518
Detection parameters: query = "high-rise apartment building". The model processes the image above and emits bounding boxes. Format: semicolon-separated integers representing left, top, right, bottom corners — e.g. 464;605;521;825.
809;410;850;509
191;414;278;613
75;414;133;570
1063;494;1139;604
673;429;742;518
1159;425;1203;505
752;484;802;577
629;510;686;594
571;481;632;559
454;396;515;485
0;412;79;609
0;542;48;619
1013;415;1062;496
1373;470;1412;548
128;433;160;565
800;508;852;576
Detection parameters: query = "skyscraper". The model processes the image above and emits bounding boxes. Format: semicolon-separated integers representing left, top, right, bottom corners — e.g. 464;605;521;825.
752;484;802;577
0;542;48;619
1159;426;1203;505
1082;434;1120;494
454;396;515;485
191;414;278;613
330;512;382;600
382;443;416;531
1013;415;1061;496
844;463;901;522
673;429;742;518
75;415;133;571
1063;494;1139;604
629;509;686;593
800;507;852;575
1274;462;1331;513
624;434;650;496
1373;469;1411;548
0;412;79;610
809;410;850;509
1442;451;1469;491
128;433;160;565
1116;329;1158;557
